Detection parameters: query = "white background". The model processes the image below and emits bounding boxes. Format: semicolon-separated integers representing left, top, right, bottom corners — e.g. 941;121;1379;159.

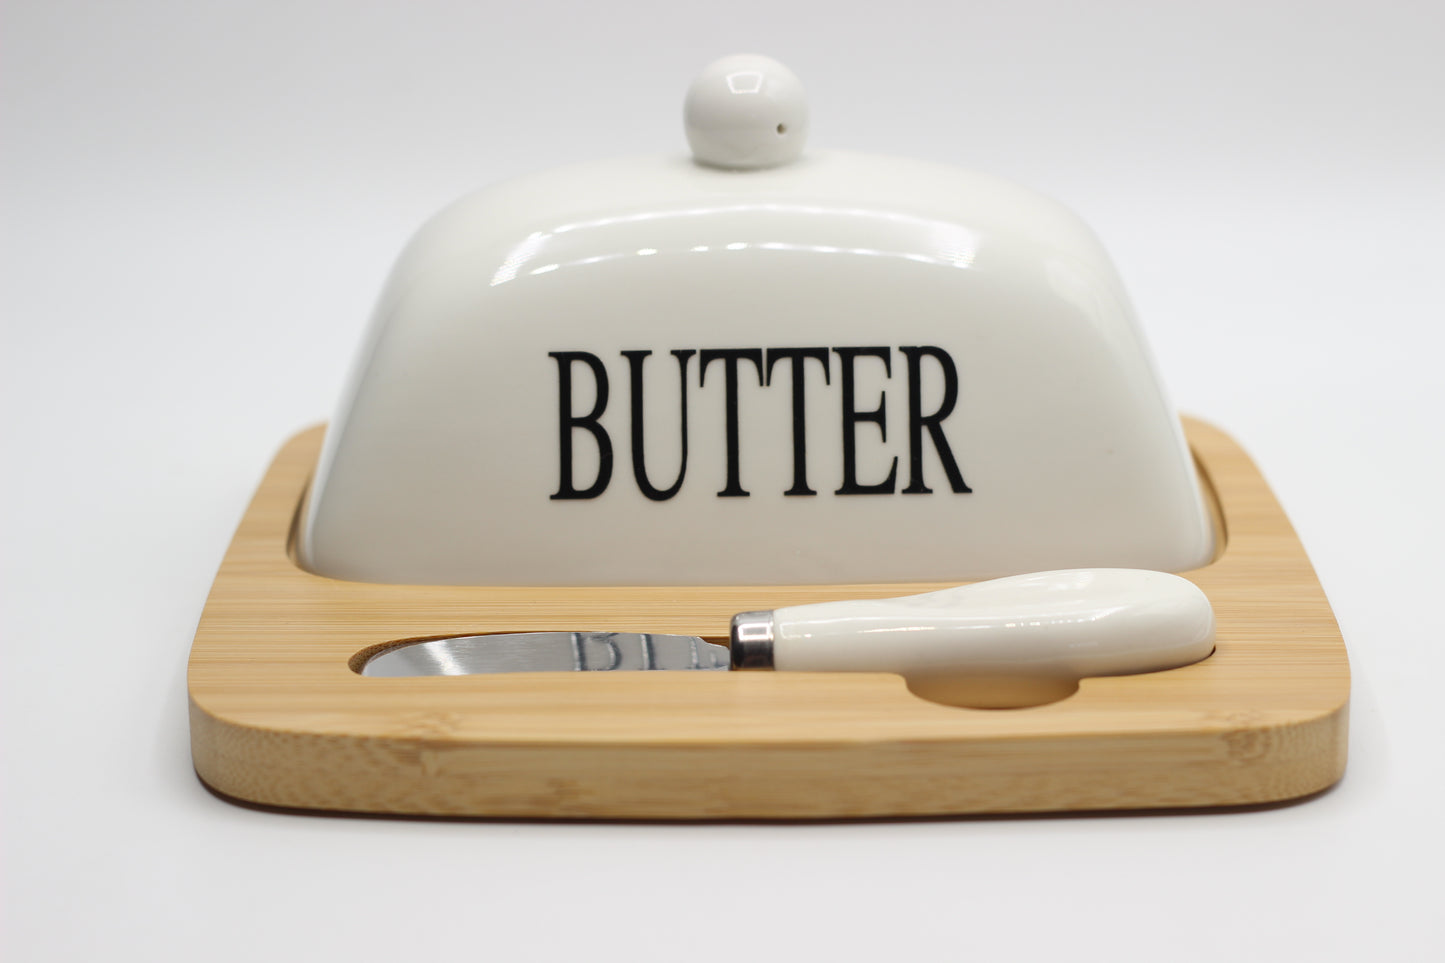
3;1;1442;959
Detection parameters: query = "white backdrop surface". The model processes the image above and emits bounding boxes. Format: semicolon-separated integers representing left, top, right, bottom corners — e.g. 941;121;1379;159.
3;2;1442;960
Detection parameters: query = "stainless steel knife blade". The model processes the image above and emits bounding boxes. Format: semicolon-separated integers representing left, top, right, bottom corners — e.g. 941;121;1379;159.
361;631;730;677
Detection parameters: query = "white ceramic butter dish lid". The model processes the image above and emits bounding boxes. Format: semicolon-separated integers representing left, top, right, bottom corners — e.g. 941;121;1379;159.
298;55;1216;586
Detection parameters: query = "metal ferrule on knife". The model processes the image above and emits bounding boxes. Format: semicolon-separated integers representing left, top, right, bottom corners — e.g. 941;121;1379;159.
729;611;775;669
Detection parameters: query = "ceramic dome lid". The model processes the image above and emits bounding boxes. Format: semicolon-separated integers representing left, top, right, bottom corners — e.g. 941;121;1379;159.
296;56;1215;586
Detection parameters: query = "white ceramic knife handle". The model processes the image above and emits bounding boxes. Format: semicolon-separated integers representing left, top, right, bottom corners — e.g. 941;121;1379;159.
752;569;1215;707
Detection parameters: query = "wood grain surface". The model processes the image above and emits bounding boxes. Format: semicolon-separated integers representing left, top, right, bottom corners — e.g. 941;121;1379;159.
188;418;1349;818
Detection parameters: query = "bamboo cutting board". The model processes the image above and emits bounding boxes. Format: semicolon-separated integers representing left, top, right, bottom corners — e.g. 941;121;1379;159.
187;418;1348;818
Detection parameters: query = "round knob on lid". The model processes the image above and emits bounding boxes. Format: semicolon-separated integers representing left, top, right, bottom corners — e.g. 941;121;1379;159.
684;54;809;170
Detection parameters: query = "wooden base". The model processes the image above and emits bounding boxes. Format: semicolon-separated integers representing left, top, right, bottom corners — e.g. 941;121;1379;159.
188;419;1348;818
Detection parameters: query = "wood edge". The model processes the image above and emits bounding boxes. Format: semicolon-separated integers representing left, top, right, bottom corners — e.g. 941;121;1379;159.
187;691;1351;818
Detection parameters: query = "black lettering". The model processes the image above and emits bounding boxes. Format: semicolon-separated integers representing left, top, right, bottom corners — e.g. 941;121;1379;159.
549;351;612;499
623;349;694;501
699;349;765;497
765;347;831;496
899;346;971;494
833;347;898;495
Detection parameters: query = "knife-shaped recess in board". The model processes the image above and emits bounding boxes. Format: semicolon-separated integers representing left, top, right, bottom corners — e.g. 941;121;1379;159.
361;569;1215;708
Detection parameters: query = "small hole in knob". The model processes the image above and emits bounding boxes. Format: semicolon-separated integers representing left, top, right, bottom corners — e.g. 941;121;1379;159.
776;123;787;135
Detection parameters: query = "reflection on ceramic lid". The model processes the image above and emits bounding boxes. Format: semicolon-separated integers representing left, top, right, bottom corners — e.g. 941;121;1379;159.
489;204;981;286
